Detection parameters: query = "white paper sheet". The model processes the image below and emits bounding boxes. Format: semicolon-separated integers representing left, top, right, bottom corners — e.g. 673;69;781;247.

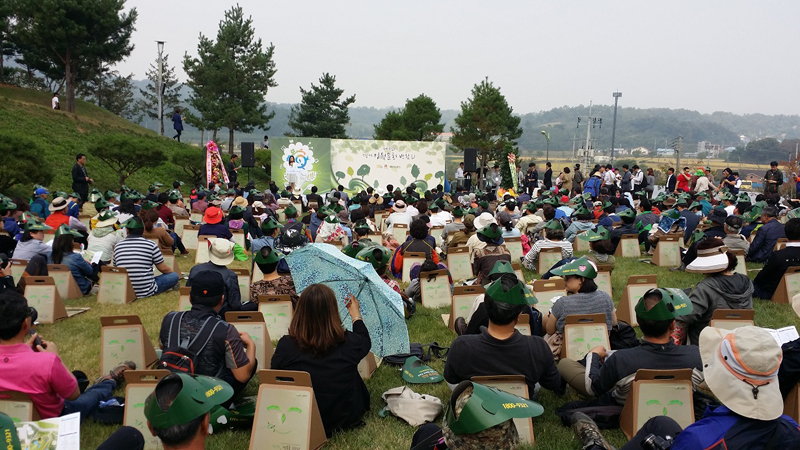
14;412;80;450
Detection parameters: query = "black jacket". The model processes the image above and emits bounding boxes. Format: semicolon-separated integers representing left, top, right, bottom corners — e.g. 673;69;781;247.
666;173;677;192
71;163;89;195
753;246;800;299
543;168;553;189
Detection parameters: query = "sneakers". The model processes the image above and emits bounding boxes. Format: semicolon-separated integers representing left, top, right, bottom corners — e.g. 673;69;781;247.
571;412;616;450
94;361;136;385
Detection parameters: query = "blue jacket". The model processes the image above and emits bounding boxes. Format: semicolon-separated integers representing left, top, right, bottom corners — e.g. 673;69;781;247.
584;176;602;198
30;198;49;219
747;219;785;263
672;405;800;450
66;201;80;218
680;209;700;244
3;218;22;240
58;252;94;295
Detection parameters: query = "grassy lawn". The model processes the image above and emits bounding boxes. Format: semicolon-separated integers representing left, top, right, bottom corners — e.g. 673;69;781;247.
36;247;790;449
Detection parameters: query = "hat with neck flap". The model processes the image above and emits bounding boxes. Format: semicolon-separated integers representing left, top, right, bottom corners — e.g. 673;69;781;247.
484;274;537;305
634;288;692;321
144;373;233;429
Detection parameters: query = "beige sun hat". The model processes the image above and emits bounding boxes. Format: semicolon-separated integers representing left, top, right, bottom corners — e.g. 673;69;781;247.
208;238;235;266
232;196;248;208
699;326;783;420
48;197;69;212
473;212;497;230
686;242;729;273
393;200;407;213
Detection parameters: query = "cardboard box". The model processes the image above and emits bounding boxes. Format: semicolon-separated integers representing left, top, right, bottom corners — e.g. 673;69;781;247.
0;391;41;423
561;314;610;361
652;234;681;267
470;375;535;445
537;247;562;275
615;234;641;258
443;285;485;329
515;314;531;336
511;262;525;283
100;315;158;374
257;295;294;341
252;263;264;283
709;309;755;329
391;223;409;246
728;249;747;276
190;211;204;223
419;269;451;308
97;266;137;305
123;370;171;450
181;224;200;250
195;235;216;265
232;269;251;304
178;286;192;311
617;275;658;327
10;259;26;285
574;231;591;252
357;352;380;380
23;276;67;324
531;278;566;316
225;311;273;371
174;218;190;237
231;229;246;248
250;370;327;450
46;264;83;299
775;238;789;252
620;369;694;439
446;247;473;281
504;237;524;262
772;266;800;304
401;251;427;283
594;264;613;298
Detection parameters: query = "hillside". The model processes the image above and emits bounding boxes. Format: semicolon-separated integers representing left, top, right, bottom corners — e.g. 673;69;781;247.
0;85;203;197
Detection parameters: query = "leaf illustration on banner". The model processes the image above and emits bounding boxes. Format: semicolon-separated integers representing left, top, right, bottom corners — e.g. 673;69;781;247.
357;165;371;176
400;176;407;186
347;167;354;176
411;165;420;179
424;173;433;181
335;171;346;180
374;180;379;188
435;171;444;179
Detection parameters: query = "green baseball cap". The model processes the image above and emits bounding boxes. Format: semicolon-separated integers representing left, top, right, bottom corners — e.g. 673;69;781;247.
578;226;610;242
144;373;234;429
53;191;68;200
260;216;281;232
280;190;291;198
675;198;689;207
142;200;159;210
634;288;692;321
736;193;751;204
342;238;378;258
633;190;646;197
544;219;563;231
543;197;559;206
601;200;613;210
168;191;181;202
254;246;284;265
54;224;82;238
0;413;20;450
696;191;709;199
652;193;667;203
744;207;763;222
488;260;515;278
720;192;734;202
0;198;17;211
446;381;544;435
69;192;81;200
401;356;444;384
478;200;490;209
324;214;340;224
687;228;705;247
228;205;245;216
661;209;681;220
121;217;144;229
226;188;236;195
24;220;52;232
148;185;158;192
618;209;636;219
485;276;537;305
356;245;391;270
549;256;597;279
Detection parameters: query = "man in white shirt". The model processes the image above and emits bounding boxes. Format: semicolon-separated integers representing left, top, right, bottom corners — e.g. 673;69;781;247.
455;163;464;179
631;165;644;192
429;200;453;227
603;164;616;196
385;200;413;230
52;92;60;110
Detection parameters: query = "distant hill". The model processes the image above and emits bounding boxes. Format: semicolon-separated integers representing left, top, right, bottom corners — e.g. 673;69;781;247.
128;80;800;157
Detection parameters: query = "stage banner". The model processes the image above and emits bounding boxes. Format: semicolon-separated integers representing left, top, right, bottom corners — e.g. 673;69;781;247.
272;138;446;194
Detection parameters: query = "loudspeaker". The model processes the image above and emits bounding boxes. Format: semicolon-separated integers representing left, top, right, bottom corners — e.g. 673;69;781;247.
464;148;478;172
241;142;255;168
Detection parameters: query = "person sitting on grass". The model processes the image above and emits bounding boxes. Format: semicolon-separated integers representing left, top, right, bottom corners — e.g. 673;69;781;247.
141;208;178;253
198;206;233;241
572;326;800;450
564;203;595;243
342;219;377;258
44;196;88;237
609;208;638;253
753;218;800;299
557;288;701;405
250;216;281;254
472;224;511;286
226;205;249;249
249;246;299;306
271;284;371;438
460;261;535;337
747;205;786;263
113;217;179;298
13;220;52;277
515;202;543;236
445;213;475;254
405;258;453;304
675;238;754;345
166;190;188;219
0;289;135;420
444;274;563;397
391;217;439;277
544;257;616;359
86;210;121;265
29;187;49;219
50;225;96;295
187;238;253;314
159;271;256;398
722;214;750;254
521;219;573;273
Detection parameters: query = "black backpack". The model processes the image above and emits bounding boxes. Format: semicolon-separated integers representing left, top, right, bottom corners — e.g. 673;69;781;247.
639;172;648;190
159;312;225;375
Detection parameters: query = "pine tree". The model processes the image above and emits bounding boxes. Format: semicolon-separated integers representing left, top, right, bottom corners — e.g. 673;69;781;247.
11;0;137;113
287;73;355;138
184;5;277;153
373;94;443;141
451;78;522;187
134;54;183;135
79;68;136;119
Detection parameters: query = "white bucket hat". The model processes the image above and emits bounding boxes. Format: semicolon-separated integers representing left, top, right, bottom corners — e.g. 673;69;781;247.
208;238;235;266
686;242;729;273
393;200;407;213
473;212;497;230
699;326;783;420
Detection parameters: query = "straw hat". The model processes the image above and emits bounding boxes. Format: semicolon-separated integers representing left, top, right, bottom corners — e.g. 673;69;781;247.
699;326;783;420
208;238;235;265
685;241;729;273
232;196;248;208
48;197;68;212
392;200;407;213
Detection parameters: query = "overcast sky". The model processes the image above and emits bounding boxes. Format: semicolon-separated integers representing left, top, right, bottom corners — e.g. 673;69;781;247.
117;0;798;116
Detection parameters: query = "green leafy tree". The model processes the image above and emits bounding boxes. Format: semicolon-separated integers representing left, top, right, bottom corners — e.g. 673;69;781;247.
0;132;54;191
287;73;355;138
451;78;522;185
80;69;136;119
184;5;277;153
0;1;13;81
11;0;137;113
134;54;183;135
89;134;166;185
169;145;206;187
373;94;443;141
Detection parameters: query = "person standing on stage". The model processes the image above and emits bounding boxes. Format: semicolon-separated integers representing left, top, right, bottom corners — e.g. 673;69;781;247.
526;163;539;195
71;153;92;207
227;154;240;185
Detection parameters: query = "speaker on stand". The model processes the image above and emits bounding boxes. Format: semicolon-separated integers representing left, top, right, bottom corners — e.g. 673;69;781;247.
241;142;255;183
463;148;478;172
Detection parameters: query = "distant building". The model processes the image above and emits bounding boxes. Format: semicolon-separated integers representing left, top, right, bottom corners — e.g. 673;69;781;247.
656;148;675;156
630;146;649;155
697;141;724;157
435;132;454;143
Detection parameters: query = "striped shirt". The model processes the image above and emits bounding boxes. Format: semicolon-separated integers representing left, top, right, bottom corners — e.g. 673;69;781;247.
522;238;573;272
113;236;164;298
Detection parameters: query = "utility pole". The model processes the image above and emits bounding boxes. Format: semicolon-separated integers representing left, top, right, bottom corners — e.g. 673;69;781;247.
576;102;601;171
541;131;550;161
156;41;165;136
673;135;683;171
610;92;622;165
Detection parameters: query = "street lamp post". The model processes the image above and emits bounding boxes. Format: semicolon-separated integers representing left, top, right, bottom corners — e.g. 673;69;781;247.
156;41;165;136
610;92;622;165
541;130;550;161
